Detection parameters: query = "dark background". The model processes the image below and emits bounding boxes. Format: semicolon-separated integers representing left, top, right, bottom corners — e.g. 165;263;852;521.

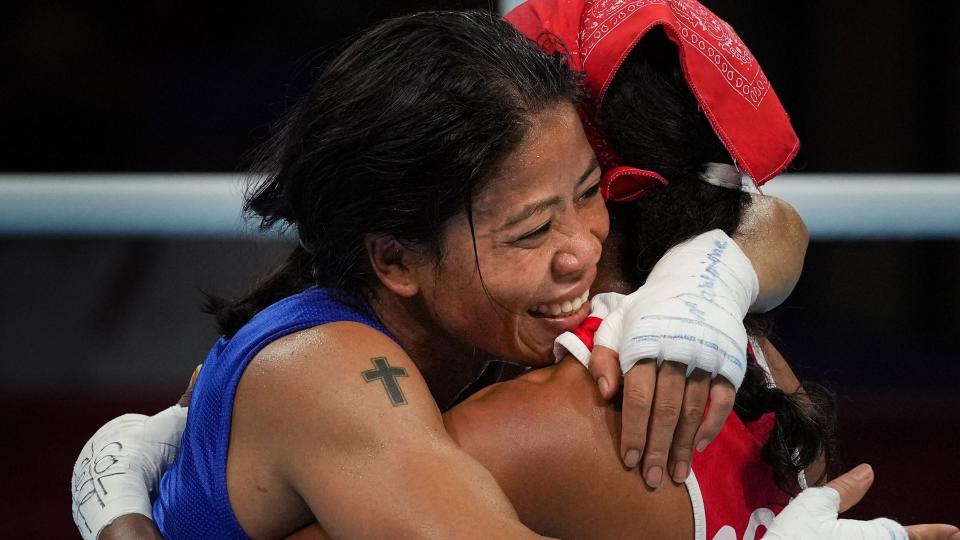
3;0;958;536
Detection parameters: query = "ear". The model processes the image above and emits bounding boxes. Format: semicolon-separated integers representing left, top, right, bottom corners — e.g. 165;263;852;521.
365;234;422;297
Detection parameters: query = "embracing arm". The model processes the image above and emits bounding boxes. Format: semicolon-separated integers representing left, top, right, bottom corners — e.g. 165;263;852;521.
444;362;959;540
231;322;547;539
87;348;957;539
98;516;163;540
444;362;693;539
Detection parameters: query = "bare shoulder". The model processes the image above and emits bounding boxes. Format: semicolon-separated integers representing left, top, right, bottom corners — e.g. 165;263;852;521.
230;321;540;538
444;361;616;532
228;321;441;538
445;359;608;468
446;359;605;450
445;360;693;539
243;321;433;418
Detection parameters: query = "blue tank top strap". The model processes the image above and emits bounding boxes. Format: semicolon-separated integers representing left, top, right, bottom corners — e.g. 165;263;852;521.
153;287;391;539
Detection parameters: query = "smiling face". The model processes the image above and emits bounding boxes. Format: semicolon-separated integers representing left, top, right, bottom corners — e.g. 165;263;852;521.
411;102;609;366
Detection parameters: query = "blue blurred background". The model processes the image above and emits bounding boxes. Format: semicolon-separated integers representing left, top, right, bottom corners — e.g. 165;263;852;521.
2;0;958;536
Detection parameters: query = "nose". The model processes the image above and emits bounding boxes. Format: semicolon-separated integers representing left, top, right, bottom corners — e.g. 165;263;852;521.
551;220;602;282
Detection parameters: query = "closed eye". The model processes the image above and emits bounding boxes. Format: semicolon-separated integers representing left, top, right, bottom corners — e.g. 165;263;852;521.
513;221;551;244
578;180;602;202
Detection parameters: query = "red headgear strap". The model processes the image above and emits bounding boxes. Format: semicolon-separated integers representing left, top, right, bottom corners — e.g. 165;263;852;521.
506;0;799;201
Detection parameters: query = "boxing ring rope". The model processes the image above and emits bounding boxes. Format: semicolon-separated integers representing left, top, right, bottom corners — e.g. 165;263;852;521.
499;0;526;14
2;174;959;240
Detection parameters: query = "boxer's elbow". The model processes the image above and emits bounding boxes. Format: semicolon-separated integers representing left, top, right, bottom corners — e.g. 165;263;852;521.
739;194;808;312
99;514;165;540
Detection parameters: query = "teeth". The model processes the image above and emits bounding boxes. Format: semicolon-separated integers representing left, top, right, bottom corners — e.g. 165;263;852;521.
532;289;590;317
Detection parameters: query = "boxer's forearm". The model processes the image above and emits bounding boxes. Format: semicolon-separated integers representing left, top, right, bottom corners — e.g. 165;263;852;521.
99;515;164;540
734;195;808;312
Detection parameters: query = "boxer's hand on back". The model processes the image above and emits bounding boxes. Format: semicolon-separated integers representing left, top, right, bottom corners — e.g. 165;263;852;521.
73;366;198;540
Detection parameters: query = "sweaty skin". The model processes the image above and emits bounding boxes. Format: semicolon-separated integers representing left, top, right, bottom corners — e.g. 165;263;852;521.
278;198;812;539
735;195;808;313
222;103;606;539
281;337;804;540
97;194;809;540
104;334;960;540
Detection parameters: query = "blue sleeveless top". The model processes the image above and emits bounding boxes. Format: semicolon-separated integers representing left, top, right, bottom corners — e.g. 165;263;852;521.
153;287;391;539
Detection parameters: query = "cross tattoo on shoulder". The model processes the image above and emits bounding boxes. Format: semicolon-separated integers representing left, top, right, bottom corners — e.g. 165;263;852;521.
362;357;409;406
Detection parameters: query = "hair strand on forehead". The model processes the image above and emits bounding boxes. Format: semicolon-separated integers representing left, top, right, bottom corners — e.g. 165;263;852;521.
205;10;580;337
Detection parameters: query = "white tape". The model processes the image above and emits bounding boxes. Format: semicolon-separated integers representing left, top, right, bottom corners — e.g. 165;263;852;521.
593;230;757;389
765;487;907;539
71;405;187;540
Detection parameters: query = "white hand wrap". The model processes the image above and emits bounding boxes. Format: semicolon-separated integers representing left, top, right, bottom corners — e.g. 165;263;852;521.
593;229;758;389
554;292;627;366
71;405;188;540
765;487;907;539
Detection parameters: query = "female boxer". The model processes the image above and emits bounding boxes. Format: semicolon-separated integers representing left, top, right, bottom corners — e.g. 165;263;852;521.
80;26;957;540
282;10;956;538
75;10;796;540
73;8;809;540
279;8;950;535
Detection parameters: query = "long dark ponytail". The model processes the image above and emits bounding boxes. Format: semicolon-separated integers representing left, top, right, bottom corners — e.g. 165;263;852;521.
206;11;580;336
600;31;835;492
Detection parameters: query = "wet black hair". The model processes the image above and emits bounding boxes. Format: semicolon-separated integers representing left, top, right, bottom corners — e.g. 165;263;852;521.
207;11;579;336
600;30;836;493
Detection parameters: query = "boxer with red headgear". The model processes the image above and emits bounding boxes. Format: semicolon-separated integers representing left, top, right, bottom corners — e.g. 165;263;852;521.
507;0;799;191
507;0;807;488
75;3;958;539
80;3;956;538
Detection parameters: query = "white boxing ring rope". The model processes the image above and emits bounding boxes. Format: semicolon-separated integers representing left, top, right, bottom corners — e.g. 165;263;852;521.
1;174;959;240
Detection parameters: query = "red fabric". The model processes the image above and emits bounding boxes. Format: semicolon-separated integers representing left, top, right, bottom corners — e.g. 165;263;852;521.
600;165;668;201
572;315;604;350
506;0;799;200
695;411;790;538
697;341;790;537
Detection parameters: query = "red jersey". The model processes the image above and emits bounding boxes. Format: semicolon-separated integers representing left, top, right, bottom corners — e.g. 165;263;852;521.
687;403;790;539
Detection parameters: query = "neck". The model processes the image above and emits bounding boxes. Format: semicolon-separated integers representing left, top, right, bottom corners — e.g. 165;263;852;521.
368;290;491;410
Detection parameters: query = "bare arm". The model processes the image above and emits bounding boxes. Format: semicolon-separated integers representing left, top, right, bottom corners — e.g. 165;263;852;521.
98;515;164;540
735;194;809;312
229;322;548;539
444;362;693;540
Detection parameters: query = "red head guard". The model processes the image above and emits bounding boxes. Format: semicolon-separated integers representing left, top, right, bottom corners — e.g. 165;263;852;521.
506;0;799;201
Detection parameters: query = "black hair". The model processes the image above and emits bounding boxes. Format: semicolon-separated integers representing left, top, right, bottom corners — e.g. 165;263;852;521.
600;30;836;493
207;11;579;336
